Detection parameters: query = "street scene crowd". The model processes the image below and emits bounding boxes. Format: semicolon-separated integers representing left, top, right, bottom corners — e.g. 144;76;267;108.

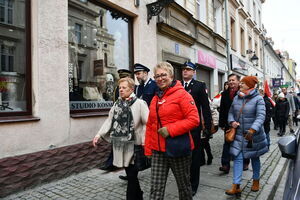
90;61;299;200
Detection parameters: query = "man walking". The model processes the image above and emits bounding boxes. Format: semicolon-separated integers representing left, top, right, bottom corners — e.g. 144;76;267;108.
133;63;158;106
219;74;240;173
181;61;212;196
281;87;296;133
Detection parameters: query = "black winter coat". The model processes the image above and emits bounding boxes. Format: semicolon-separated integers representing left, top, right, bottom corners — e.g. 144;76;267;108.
275;99;290;119
263;95;273;134
219;89;238;130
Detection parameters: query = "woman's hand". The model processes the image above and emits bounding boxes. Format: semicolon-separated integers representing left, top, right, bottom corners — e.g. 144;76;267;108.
158;127;170;138
92;136;101;147
231;121;240;128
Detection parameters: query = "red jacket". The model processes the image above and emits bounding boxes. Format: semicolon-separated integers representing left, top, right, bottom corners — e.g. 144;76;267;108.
145;81;200;156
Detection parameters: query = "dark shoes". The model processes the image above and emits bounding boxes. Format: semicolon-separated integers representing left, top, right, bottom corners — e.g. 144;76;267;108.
207;157;213;165
219;166;230;174
291;129;295;133
119;175;128;181
192;190;197;196
99;164;118;171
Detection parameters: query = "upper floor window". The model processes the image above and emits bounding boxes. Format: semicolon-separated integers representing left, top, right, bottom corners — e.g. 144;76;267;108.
213;0;222;35
0;0;31;116
197;0;207;24
0;0;13;24
68;0;133;113
253;2;256;21
230;18;236;50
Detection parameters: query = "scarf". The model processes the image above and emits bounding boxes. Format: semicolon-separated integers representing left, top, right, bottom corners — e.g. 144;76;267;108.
157;80;177;98
238;88;255;97
110;93;137;151
229;87;238;100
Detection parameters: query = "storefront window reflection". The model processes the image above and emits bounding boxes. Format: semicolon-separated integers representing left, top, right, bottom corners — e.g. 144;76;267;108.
0;0;28;113
68;0;132;111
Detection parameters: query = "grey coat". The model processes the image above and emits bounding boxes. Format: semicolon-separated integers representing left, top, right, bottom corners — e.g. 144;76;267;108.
228;89;268;159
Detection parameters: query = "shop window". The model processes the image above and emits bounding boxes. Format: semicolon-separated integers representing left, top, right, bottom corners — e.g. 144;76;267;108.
0;0;31;116
68;0;133;113
0;0;13;24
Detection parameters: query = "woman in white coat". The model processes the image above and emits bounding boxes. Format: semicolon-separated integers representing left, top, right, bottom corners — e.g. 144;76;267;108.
93;77;149;200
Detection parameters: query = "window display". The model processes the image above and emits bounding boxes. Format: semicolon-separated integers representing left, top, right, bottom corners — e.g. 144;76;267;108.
68;0;133;112
0;0;30;114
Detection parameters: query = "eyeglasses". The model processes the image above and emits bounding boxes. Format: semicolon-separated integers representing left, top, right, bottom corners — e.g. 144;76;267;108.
154;73;168;80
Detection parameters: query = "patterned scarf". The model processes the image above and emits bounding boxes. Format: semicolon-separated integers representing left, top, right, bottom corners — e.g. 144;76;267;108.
110;94;137;150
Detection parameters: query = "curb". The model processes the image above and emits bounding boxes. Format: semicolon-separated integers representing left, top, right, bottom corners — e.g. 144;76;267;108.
266;158;289;200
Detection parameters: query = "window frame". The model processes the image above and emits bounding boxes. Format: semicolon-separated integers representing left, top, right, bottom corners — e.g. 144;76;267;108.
0;0;32;117
0;0;13;25
69;0;134;115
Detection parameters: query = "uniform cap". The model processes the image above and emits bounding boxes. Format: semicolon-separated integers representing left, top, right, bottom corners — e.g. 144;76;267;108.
134;63;150;73
182;61;196;70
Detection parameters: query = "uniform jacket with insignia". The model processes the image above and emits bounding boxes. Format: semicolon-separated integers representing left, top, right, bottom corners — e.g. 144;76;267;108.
135;78;158;106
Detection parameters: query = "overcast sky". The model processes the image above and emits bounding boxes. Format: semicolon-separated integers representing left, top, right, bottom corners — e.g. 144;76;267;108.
262;0;300;79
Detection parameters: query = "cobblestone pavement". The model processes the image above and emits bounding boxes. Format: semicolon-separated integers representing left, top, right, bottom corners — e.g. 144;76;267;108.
3;123;291;200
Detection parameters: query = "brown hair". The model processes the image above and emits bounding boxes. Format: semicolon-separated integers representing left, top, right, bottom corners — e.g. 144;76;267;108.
118;77;135;89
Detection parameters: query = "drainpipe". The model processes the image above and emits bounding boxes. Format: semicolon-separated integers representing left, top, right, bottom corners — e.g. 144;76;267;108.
224;0;231;75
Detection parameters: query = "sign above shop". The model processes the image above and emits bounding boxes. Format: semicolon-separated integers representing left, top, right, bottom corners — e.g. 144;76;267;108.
70;101;113;110
272;78;282;88
230;54;249;75
197;50;216;69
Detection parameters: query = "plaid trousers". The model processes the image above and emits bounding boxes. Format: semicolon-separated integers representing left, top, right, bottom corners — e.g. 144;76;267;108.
149;151;192;200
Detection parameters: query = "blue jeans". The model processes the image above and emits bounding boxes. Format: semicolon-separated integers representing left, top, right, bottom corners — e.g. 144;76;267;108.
266;133;270;149
233;152;260;184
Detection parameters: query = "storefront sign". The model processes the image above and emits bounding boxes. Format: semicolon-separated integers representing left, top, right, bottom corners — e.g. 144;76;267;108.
70;101;113;110
197;50;216;69
68;63;74;92
272;78;282;87
230;54;249;75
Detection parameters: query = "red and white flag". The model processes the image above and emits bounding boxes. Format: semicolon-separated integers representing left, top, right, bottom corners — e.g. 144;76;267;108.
264;80;276;107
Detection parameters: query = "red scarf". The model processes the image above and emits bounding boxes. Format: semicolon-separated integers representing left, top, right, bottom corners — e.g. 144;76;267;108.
229;87;238;100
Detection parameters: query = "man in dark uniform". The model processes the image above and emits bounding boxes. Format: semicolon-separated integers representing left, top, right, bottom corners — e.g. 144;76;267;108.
181;61;212;196
219;73;240;173
133;63;158;106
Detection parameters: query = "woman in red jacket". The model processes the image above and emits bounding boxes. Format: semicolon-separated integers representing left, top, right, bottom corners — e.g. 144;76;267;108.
145;62;200;200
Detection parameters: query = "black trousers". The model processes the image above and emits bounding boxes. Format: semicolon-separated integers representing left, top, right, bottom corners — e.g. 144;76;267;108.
221;132;231;168
199;138;213;164
125;164;143;200
279;117;287;134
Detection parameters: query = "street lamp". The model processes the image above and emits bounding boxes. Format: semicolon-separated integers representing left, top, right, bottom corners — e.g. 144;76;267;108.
246;50;259;66
250;53;259;66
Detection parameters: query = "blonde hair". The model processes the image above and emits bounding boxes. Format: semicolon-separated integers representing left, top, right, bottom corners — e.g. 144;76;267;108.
118;77;135;89
154;62;174;77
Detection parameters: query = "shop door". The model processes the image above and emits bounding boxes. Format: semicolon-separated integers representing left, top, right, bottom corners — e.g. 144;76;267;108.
218;72;224;94
168;61;182;81
196;68;211;97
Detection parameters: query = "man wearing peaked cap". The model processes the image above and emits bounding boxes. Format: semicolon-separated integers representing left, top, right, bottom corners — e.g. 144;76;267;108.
181;61;212;196
133;63;158;106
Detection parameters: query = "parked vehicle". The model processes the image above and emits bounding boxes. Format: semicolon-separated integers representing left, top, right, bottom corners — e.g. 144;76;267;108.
278;128;300;200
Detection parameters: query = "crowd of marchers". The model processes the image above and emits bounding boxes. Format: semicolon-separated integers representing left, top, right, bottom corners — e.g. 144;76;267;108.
92;61;298;200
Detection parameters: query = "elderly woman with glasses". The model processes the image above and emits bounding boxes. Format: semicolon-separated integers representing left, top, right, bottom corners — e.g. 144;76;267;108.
144;62;200;200
93;77;149;200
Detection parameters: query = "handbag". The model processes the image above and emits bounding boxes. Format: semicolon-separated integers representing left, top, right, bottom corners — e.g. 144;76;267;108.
156;102;191;158
225;127;236;142
225;99;249;143
134;145;151;171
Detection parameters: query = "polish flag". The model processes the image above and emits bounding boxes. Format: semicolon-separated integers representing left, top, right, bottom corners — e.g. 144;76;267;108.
264;80;276;107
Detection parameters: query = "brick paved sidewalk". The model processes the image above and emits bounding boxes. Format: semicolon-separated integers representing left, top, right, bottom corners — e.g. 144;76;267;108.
3;124;290;200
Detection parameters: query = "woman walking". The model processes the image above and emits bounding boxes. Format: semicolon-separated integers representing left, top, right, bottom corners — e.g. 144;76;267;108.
145;62;199;200
225;76;268;196
93;77;149;200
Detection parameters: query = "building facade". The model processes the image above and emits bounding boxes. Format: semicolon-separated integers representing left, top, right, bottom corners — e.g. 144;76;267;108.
0;0;158;197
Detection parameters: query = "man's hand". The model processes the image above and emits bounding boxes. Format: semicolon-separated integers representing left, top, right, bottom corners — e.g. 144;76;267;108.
158;127;169;138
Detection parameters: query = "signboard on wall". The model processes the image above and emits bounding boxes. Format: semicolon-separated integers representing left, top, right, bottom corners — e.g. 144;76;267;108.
230;54;249;75
272;78;282;87
197;50;216;69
